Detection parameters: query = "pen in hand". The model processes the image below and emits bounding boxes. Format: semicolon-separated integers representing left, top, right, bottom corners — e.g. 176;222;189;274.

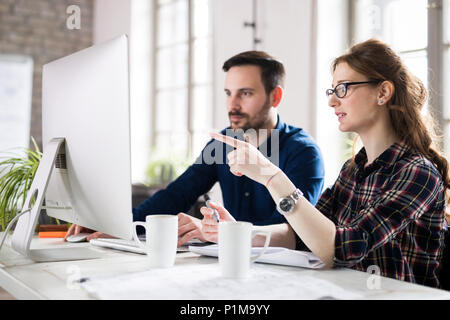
206;200;220;223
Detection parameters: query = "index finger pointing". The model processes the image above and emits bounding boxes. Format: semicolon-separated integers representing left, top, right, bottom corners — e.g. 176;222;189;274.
210;132;245;149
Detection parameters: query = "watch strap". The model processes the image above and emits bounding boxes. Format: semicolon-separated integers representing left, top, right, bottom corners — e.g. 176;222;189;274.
290;188;303;201
277;188;303;215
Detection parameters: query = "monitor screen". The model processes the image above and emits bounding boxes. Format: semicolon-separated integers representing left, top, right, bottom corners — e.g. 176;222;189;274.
41;35;133;241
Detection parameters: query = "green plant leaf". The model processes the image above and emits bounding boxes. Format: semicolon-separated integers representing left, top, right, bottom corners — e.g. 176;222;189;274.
21;165;35;208
3;173;22;209
0;139;41;231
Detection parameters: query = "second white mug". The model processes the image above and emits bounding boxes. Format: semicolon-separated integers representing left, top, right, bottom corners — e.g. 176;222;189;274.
218;221;271;278
132;214;178;268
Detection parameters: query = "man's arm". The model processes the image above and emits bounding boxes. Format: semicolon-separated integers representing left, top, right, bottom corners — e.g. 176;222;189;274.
199;142;325;250
133;140;220;221
283;144;325;206
206;138;325;250
66;140;221;242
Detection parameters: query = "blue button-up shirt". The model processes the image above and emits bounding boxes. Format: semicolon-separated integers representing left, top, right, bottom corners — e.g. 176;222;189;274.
133;116;324;228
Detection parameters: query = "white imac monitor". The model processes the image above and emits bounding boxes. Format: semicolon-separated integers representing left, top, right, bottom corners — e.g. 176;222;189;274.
10;35;134;261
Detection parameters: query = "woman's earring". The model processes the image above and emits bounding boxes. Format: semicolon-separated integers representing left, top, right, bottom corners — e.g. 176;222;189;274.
379;99;384;104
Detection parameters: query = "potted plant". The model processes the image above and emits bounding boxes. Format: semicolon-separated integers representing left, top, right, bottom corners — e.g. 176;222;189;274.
144;149;191;189
131;149;191;209
0;138;41;231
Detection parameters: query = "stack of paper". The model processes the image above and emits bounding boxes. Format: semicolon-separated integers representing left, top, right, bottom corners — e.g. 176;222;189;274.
188;244;324;269
80;262;361;300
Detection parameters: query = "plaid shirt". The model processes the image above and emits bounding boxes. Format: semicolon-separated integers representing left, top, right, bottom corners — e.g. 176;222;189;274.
316;142;447;288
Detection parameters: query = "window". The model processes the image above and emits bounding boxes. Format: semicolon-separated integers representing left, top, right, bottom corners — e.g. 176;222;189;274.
443;0;450;155
352;0;429;110
317;0;448;186
153;0;213;159
316;0;351;187
352;0;450;155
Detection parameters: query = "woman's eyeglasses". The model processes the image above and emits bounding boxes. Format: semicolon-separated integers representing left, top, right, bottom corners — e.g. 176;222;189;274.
325;80;382;99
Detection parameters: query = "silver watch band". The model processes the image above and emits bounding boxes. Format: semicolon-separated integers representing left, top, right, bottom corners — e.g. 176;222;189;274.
277;188;304;215
290;188;303;201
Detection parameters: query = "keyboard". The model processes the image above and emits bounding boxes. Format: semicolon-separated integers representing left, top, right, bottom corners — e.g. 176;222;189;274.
89;238;146;254
89;237;206;255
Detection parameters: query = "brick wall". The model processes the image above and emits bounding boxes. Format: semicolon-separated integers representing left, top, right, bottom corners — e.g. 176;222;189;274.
0;0;93;149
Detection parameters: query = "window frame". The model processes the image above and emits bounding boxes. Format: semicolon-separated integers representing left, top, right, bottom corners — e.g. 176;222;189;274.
151;0;213;157
427;0;444;150
349;0;446;151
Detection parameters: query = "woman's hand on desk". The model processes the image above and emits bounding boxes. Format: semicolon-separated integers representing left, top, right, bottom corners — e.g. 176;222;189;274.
200;201;235;243
64;224;114;241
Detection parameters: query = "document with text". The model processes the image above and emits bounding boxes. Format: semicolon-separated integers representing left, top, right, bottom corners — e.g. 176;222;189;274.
189;244;325;269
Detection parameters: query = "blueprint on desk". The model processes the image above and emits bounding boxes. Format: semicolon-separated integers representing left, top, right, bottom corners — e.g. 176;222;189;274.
79;262;362;300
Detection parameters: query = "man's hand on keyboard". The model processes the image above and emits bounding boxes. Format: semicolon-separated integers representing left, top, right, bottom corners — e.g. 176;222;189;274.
64;224;115;242
177;213;208;246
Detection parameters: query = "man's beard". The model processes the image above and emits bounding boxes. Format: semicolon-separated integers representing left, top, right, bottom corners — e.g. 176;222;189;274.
228;97;271;131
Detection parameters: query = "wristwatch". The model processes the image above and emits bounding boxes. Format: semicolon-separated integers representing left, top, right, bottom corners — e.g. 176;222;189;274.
276;188;303;215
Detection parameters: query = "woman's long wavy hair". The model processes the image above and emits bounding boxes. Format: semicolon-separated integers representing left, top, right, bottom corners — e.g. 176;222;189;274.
332;39;450;198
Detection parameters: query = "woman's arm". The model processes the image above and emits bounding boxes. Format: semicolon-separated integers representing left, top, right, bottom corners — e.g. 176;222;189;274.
210;132;337;268
200;201;298;249
266;169;336;268
251;223;297;249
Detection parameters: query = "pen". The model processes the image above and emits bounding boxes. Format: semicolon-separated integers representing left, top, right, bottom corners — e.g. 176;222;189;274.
206;200;220;223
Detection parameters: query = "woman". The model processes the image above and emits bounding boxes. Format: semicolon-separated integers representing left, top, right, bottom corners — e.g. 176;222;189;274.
203;39;449;288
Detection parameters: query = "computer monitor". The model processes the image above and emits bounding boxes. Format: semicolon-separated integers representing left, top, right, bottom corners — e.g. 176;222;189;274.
10;35;134;261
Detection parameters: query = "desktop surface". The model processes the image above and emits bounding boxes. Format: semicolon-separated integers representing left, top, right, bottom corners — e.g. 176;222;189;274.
0;233;449;300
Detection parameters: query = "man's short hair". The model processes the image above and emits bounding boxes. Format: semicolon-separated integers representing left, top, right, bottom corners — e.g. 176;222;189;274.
222;51;285;95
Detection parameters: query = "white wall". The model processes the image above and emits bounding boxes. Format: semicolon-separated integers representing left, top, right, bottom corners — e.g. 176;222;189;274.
93;0;152;184
212;0;316;135
259;0;316;134
93;0;131;44
315;0;350;187
211;0;255;130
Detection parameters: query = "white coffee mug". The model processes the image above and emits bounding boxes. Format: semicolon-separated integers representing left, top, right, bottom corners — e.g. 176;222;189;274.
218;221;271;278
132;215;178;268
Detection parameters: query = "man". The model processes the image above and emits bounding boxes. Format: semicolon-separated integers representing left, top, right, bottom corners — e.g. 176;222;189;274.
66;51;325;250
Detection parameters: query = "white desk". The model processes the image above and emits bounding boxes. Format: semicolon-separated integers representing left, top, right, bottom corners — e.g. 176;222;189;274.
0;233;449;300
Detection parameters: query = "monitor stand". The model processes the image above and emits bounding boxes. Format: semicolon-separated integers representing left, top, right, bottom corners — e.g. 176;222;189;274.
10;138;102;262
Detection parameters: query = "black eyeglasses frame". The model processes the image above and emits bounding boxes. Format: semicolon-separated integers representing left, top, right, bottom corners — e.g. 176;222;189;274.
325;80;382;99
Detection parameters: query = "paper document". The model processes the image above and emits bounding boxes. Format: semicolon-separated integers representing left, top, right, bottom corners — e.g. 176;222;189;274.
189;244;324;269
80;262;361;300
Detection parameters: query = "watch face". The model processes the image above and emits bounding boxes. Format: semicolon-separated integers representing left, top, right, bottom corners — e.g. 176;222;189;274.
279;198;294;212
